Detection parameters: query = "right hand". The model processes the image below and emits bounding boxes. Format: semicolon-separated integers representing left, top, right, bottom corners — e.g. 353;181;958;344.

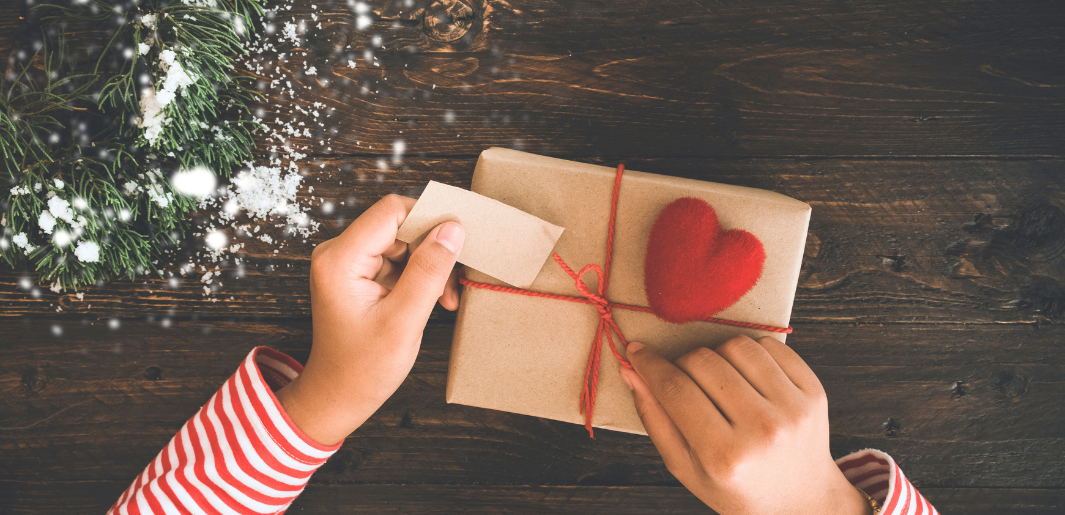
276;194;465;446
618;336;872;515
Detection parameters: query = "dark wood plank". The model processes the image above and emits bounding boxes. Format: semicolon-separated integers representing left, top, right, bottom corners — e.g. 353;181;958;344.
9;0;1064;158
1;481;1062;515
245;0;1065;158
2;319;1062;488
3;158;1063;323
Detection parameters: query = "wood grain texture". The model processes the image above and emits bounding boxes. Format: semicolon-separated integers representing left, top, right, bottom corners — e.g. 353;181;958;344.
232;0;1065;158
2;319;1062;490
4;0;1065;512
2;482;1063;515
4;158;1063;324
11;0;1064;158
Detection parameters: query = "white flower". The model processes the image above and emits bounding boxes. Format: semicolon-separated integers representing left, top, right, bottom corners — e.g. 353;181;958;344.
39;210;57;234
74;241;101;263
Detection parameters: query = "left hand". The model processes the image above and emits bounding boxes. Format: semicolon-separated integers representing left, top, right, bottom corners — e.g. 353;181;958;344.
619;335;871;515
275;194;465;445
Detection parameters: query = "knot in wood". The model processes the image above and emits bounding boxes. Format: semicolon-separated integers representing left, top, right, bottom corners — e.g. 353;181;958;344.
422;0;478;43
1013;202;1065;261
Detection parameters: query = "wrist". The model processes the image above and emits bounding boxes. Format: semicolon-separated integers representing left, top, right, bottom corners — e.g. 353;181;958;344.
274;371;358;447
814;468;873;515
838;484;874;515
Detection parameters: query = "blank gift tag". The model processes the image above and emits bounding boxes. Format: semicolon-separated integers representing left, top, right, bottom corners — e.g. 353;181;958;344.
396;181;566;288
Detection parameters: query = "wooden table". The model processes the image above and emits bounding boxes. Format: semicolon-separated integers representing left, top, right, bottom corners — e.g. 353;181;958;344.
2;0;1064;513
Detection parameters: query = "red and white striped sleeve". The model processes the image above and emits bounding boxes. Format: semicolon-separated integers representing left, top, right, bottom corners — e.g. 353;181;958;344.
837;449;939;515
108;347;341;515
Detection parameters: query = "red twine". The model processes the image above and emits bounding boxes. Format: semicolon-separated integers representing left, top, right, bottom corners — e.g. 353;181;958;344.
458;164;793;437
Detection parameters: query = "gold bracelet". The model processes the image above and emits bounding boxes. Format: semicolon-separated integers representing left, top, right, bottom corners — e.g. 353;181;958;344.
855;487;881;515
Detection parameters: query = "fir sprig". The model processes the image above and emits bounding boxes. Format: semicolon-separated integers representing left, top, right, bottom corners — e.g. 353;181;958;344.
1;0;267;290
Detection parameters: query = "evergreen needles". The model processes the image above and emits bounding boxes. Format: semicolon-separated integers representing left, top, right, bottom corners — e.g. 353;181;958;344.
1;0;267;290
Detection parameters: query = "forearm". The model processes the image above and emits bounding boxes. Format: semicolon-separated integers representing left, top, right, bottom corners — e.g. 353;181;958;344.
109;347;340;515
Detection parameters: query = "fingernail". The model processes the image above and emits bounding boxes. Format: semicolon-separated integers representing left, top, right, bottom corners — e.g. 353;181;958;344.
618;366;634;390
435;222;465;253
627;341;644;353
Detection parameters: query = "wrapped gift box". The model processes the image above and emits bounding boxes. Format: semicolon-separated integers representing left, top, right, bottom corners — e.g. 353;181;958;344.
446;148;811;435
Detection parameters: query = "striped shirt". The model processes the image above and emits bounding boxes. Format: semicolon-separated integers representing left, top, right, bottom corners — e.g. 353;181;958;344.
109;347;937;515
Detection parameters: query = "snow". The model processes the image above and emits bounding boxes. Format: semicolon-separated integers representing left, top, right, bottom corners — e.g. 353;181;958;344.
38;211;57;234
141;13;156;28
138;49;199;145
282;22;299;45
12;233;33;253
47;196;75;225
205;231;228;249
226;165;304;220
172;166;218;198
53;229;72;247
146;183;171;208
74;241;101;262
138;42;150;55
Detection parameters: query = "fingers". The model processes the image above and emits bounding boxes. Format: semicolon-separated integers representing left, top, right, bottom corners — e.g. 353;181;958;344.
381;239;409;262
674;344;770;422
381;222;465;330
619;363;696;479
756;336;825;396
331;194;417;280
626;341;729;447
711;335;798;401
439;267;462;311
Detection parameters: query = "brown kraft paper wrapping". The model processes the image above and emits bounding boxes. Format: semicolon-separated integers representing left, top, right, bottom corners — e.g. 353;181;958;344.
447;148;812;435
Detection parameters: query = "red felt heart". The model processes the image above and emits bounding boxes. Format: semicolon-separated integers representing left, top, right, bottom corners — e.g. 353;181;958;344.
644;197;766;324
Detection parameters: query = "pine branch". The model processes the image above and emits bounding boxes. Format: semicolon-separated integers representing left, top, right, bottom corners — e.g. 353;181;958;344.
1;0;269;289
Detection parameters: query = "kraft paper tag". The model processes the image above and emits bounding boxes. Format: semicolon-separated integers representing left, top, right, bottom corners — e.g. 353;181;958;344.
396;181;566;288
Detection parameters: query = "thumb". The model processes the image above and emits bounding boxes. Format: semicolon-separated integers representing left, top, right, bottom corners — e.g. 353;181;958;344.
382;221;465;328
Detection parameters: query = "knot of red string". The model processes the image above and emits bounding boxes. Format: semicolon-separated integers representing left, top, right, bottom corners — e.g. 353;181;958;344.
458;164;792;437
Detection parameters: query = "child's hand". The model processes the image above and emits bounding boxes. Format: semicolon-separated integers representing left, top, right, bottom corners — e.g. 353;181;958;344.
619;336;872;515
276;194;465;445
